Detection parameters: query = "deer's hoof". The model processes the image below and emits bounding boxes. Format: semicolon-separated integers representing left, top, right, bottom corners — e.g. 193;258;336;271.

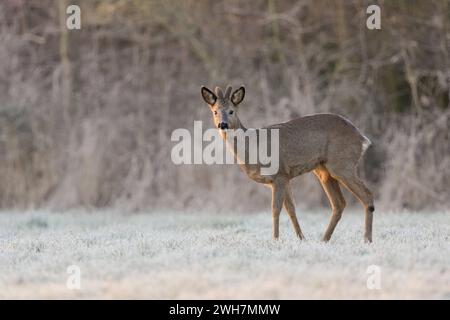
364;236;373;243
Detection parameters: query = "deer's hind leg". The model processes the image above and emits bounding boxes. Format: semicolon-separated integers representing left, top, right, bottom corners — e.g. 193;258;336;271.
314;166;347;242
327;165;374;243
283;183;306;240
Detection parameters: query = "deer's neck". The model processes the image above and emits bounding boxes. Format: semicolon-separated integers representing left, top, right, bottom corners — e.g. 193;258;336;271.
236;118;247;131
221;119;271;183
222;118;249;163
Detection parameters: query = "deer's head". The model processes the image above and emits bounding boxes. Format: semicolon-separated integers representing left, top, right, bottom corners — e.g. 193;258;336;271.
201;85;245;131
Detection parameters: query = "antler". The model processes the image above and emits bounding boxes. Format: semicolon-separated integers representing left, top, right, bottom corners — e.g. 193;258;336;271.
224;86;233;101
215;87;224;100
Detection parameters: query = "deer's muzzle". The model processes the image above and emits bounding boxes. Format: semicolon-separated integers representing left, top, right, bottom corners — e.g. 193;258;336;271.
218;122;229;130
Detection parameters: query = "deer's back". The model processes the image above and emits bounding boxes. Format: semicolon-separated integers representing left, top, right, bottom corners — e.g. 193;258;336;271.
266;113;368;176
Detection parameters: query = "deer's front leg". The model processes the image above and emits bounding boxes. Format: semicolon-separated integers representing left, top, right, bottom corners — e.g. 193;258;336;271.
284;183;306;240
271;178;287;239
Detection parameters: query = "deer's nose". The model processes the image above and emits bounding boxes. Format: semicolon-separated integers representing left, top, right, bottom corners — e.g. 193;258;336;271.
218;122;228;130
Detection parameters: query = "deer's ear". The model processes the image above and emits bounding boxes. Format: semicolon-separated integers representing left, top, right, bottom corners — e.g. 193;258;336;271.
201;86;217;106
231;86;245;105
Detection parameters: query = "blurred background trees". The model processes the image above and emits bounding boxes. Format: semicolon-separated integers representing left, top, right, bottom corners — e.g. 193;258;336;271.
0;0;448;212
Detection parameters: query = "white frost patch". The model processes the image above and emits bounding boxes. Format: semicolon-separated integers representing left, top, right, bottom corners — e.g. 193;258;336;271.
0;209;449;299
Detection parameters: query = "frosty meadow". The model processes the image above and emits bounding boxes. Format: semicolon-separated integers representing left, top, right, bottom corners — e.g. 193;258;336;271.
2;210;449;299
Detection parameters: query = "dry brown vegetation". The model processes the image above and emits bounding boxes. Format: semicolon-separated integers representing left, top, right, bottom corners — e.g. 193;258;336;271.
0;0;448;211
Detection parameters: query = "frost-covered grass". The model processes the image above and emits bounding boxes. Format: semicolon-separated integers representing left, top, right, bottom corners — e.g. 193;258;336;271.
0;209;449;299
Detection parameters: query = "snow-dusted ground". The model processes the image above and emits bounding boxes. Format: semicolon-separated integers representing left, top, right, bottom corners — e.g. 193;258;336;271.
0;209;449;299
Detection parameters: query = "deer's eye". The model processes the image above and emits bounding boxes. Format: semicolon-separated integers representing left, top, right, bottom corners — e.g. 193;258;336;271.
214;111;218;115
229;110;234;115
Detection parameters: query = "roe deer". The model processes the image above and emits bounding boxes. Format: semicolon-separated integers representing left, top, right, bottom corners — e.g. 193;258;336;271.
201;85;375;242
